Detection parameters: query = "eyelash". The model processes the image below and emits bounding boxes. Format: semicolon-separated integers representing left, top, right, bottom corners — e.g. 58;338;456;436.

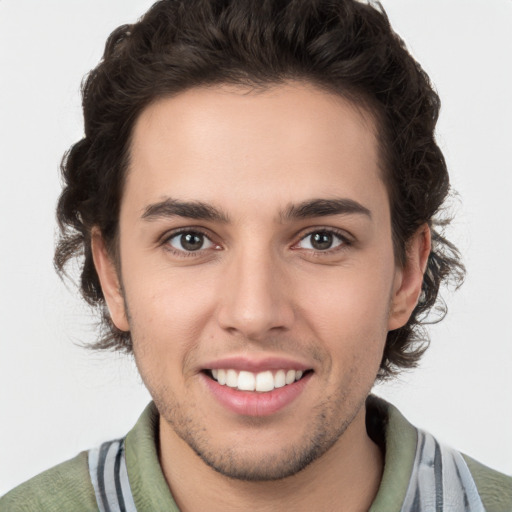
160;227;352;257
161;228;219;258
293;228;352;255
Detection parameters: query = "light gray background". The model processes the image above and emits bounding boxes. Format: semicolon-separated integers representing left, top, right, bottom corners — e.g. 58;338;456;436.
1;0;511;494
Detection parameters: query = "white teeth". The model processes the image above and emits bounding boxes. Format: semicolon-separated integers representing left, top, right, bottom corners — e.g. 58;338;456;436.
226;369;238;388
237;371;256;391
255;371;274;392
285;369;296;385
274;369;286;388
210;368;307;392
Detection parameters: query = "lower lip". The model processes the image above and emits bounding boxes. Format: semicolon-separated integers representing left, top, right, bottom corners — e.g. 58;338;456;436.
202;372;312;417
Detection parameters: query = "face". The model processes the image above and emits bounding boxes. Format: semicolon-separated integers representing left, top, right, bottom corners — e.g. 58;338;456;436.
94;83;422;481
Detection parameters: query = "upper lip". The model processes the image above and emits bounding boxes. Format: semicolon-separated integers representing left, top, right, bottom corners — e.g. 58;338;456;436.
201;355;313;373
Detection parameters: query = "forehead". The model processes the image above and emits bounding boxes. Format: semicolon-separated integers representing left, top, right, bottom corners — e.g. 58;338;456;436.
125;82;387;219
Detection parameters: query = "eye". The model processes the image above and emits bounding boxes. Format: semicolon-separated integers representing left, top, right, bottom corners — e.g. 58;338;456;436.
296;230;347;251
167;231;215;252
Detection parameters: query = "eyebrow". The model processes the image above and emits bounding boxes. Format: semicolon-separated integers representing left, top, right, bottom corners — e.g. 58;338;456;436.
141;198;230;223
141;197;371;223
280;198;372;221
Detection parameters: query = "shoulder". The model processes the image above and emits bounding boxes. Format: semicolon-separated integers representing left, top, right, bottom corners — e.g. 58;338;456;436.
368;395;512;512
463;453;512;512
0;451;99;512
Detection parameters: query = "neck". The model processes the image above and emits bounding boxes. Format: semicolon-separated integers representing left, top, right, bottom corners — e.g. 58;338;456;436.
159;406;384;512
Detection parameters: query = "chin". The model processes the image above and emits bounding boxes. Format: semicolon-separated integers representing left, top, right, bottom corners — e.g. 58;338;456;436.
164;399;355;482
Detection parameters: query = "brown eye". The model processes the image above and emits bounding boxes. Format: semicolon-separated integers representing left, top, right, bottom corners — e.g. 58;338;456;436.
311;232;334;250
168;231;214;252
297;230;345;251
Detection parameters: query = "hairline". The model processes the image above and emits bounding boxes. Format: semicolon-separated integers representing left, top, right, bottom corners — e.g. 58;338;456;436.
105;78;401;268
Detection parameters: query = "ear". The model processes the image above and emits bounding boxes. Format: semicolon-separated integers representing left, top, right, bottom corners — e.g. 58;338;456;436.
388;224;431;331
91;228;130;332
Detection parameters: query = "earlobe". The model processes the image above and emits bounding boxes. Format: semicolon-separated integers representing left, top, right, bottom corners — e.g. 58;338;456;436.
91;228;130;332
388;224;431;331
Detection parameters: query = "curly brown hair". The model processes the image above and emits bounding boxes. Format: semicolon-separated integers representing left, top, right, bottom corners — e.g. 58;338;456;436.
55;0;464;379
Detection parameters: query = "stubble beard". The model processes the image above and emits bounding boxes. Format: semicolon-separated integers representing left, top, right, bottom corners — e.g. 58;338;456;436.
151;384;364;482
125;296;373;482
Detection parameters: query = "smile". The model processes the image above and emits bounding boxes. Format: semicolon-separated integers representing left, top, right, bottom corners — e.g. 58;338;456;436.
209;369;306;393
203;367;313;416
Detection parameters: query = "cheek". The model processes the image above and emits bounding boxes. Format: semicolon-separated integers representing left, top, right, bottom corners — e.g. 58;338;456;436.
121;259;220;376
296;262;394;364
123;251;216;327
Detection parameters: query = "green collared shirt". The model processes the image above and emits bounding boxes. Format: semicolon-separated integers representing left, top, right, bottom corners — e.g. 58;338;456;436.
2;397;511;511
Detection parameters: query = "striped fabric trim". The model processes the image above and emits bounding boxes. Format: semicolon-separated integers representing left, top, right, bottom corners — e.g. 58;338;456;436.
88;439;137;512
401;430;486;512
88;430;485;511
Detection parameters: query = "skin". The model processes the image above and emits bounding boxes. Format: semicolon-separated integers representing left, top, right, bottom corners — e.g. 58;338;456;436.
93;82;430;511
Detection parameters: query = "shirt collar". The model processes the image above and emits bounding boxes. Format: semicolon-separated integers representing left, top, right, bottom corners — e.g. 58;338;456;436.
124;396;417;510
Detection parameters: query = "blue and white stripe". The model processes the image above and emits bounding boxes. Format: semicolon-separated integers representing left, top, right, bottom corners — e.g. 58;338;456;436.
88;439;137;512
401;429;485;512
88;429;485;511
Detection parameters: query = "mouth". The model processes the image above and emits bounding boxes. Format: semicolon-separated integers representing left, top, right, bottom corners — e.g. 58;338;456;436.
203;368;313;393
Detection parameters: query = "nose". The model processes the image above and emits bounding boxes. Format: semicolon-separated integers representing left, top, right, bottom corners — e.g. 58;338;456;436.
216;247;295;340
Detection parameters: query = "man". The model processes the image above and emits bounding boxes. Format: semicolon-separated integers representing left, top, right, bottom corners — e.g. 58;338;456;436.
1;0;510;510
